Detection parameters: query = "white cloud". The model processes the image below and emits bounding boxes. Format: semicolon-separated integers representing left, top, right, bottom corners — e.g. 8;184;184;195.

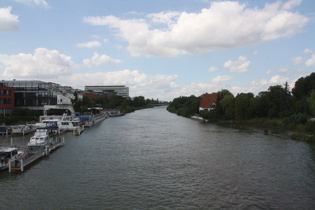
82;52;122;67
266;70;273;74
291;49;315;67
0;7;19;32
76;41;102;48
282;0;302;10
292;56;304;64
147;11;180;26
58;70;181;100
252;74;288;88
223;56;250;73
14;0;48;8
0;48;73;79
304;49;314;54
208;66;218;72
305;54;315;67
212;75;233;83
84;1;309;57
278;68;288;73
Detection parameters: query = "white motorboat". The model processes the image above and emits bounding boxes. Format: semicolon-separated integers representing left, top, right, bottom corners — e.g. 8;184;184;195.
0;147;25;170
27;127;56;148
11;124;36;135
36;114;84;133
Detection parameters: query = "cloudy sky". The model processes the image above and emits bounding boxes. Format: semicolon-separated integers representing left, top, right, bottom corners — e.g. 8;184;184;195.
0;0;314;101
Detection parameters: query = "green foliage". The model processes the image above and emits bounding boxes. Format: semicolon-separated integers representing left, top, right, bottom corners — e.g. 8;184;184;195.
132;96;146;107
167;73;315;142
199;110;219;122
217;94;235;120
73;95;159;115
305;121;315;134
307;90;315;116
168;73;315;124
1;108;38;125
292;72;315;99
282;113;308;126
167;95;200;117
234;93;253;120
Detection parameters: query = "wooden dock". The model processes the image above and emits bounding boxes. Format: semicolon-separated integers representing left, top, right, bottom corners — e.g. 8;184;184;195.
9;137;65;172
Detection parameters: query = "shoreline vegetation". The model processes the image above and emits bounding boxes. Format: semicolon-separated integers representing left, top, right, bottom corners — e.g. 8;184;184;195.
167;72;315;143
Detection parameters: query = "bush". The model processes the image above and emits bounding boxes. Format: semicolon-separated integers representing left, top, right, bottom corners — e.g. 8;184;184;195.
199;110;219;122
305;121;315;134
282;113;308;125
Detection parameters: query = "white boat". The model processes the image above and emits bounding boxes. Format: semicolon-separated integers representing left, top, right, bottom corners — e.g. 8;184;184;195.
75;107;108;127
73;123;84;135
58;114;85;133
27;127;56;148
11;124;36;135
36;113;84;133
0;147;25;170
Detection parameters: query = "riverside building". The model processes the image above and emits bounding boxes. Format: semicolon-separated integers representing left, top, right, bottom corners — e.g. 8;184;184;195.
0;80;80;115
84;85;129;98
0;84;15;116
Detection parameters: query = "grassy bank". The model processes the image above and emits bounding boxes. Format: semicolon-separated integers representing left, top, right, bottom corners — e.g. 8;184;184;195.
215;118;315;143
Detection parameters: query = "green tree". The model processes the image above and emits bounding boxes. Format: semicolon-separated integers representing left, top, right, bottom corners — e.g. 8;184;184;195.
167;95;199;117
267;85;291;118
307;90;315;116
292;72;315;99
218;94;235;120
217;89;233;100
234;93;253;120
132;96;146;107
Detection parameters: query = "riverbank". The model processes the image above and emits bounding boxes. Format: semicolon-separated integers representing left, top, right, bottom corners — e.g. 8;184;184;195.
225;119;315;143
192;116;315;143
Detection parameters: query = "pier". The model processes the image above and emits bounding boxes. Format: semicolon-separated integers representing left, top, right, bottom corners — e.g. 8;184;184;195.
8;137;65;172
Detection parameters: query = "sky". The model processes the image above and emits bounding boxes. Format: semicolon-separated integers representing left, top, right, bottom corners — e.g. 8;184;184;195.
0;0;315;101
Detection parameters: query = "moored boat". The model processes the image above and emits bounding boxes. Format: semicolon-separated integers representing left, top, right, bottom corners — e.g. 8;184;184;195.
27;127;58;152
0;147;26;170
0;126;12;135
36;114;84;133
11;124;36;135
75;107;108;127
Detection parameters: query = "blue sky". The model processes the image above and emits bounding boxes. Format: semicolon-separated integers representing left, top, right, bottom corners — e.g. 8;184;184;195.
0;0;315;101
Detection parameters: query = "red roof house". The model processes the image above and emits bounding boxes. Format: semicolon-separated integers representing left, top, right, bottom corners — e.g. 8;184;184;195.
199;93;218;111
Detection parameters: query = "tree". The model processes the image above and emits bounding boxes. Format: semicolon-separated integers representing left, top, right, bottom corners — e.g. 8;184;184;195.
167;95;200;117
217;89;233;101
267;85;292;118
307;90;315;116
218;94;235;120
132;96;146;107
292;72;315;99
234;93;253;120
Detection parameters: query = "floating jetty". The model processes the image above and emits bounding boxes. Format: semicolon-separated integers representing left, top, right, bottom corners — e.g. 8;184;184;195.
8;136;64;172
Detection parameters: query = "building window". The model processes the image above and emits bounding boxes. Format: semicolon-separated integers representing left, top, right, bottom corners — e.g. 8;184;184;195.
0;98;11;104
0;90;10;96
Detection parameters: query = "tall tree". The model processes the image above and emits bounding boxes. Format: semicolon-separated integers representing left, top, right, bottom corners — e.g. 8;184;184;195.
218;94;235;120
292;72;315;99
234;93;253;120
307;90;315;116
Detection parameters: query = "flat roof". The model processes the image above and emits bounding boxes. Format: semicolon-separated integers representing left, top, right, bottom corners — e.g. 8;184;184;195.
0;147;18;153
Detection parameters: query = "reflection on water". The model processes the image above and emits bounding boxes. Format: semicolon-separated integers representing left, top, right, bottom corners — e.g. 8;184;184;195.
1;107;315;209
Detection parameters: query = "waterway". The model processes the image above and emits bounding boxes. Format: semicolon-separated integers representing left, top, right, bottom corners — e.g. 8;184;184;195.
1;106;315;209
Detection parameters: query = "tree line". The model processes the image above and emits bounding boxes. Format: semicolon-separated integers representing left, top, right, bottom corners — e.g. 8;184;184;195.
73;95;159;114
167;72;315;141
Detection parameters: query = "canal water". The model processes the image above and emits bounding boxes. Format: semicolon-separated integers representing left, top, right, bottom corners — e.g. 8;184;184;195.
1;106;315;209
